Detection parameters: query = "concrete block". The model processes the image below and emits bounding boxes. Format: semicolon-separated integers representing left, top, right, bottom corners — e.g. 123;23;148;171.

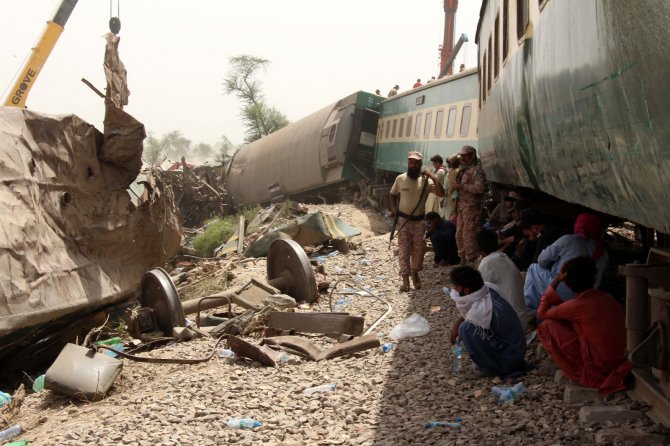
564;383;601;404
579;405;645;423
595;428;670;445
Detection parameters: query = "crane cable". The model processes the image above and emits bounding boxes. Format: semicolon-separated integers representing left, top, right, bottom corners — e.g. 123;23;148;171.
109;0;121;34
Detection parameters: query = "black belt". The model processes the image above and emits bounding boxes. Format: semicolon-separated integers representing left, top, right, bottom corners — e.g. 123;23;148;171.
398;211;425;221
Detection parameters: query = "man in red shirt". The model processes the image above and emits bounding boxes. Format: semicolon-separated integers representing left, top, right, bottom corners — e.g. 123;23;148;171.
537;256;631;395
413;78;423;88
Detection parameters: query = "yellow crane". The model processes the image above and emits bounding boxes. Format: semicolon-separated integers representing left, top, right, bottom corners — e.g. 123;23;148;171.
3;0;79;108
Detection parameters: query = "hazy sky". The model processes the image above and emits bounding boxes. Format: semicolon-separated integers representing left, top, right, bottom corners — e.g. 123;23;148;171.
0;0;481;147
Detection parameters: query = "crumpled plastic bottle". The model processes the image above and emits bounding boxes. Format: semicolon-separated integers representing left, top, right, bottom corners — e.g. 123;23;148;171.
0;391;11;408
380;342;394;353
226;418;261;429
452;341;463;372
491;382;527;403
303;383;336;395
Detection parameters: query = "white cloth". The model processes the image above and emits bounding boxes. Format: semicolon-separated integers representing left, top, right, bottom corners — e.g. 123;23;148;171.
478;252;530;331
451;285;492;330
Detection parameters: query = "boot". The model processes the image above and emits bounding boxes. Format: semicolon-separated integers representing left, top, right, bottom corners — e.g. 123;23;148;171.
411;271;421;290
400;275;410;292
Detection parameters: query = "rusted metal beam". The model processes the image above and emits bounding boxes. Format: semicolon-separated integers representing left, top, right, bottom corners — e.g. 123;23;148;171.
268;312;364;336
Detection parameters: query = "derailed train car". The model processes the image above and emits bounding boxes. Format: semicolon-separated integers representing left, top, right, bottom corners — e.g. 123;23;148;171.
375;69;478;175
225;92;382;206
476;0;670;425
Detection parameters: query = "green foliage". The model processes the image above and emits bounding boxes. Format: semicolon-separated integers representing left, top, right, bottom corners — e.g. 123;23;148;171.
191;206;260;257
223;54;290;143
192;216;238;257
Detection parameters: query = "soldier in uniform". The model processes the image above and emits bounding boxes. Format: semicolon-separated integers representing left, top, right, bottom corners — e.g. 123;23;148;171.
451;145;485;264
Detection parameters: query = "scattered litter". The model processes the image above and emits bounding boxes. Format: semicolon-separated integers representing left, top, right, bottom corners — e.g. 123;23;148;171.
31;375;45;393
334;266;346;274
374;275;386;280
298;303;311;310
5;441;29;446
358;259;373;266
101;344;125;358
491;382;527;404
442;287;451;295
380;342;394;353
226;418;261;429
452;341;463;372
303;383;336;395
94;337;123;346
216;348;236;359
0;391;11;407
0;425;23;442
424;418;463;429
430;306;441;313
390;313;431;339
338;288;371;297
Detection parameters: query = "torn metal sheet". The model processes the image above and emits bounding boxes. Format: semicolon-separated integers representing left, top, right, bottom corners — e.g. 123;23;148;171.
228;334;279;367
268;312;364;336
246;211;361;258
103;33;129;109
0;104;181;341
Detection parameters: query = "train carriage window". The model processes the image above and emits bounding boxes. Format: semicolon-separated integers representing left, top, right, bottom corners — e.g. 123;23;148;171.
414;113;423;137
460;105;472;136
385;120;391;139
487;36;492;92
392;119;398;138
503;0;509;62
423;112;432;138
446;107;457;137
329;124;337;142
482;50;488;101
494;13;500;78
517;0;529;40
434;110;444;136
406;115;413;137
399;117;405;138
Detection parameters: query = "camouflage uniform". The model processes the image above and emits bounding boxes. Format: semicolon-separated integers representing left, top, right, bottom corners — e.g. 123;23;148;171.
456;164;485;262
397;217;426;276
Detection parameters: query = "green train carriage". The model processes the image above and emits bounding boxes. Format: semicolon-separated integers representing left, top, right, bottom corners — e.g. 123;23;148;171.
374;69;479;175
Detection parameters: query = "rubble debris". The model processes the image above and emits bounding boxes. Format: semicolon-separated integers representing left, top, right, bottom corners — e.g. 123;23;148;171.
161;162;228;228
245;211;361;257
228;335;280;367
45;344;123;402
268;312;365;336
262;334;380;361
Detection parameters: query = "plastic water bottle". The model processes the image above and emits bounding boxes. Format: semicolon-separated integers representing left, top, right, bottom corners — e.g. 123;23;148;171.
303;383;336;395
424;420;462;429
452;341;463;372
0;391;11;407
277;352;290;364
216;348;236;359
442;287;451;295
492;382;527;403
380;342;394;353
226;418;261;429
0;425;23;442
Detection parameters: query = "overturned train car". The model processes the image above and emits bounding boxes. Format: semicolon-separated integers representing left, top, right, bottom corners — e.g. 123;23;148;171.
225;92;382;206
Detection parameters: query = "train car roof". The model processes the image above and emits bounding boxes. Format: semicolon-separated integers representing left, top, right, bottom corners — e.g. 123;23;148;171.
381;67;478;103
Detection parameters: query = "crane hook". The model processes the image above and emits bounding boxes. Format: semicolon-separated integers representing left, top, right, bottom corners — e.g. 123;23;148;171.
109;0;121;34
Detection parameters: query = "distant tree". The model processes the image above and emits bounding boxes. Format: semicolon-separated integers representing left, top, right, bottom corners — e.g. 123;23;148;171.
194;142;213;160
215;135;237;164
142;133;166;166
223;55;290;143
160;130;192;161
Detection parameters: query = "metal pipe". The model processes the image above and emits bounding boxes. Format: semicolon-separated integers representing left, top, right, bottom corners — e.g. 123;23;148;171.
181;291;236;316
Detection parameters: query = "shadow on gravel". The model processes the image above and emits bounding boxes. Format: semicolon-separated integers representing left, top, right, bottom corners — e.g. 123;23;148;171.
369;266;560;446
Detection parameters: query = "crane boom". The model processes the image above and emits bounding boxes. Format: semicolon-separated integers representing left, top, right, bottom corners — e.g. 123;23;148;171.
3;0;79;108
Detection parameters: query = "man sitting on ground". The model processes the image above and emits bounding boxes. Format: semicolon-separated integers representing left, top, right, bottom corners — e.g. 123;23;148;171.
449;266;527;377
425;211;458;266
477;230;532;331
537;256;631;395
